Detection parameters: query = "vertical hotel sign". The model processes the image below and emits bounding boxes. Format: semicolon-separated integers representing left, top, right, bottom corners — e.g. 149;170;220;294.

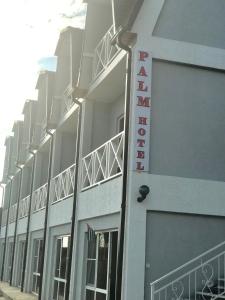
132;50;152;172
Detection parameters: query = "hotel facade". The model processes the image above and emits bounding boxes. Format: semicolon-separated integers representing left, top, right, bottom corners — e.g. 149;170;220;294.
1;0;225;299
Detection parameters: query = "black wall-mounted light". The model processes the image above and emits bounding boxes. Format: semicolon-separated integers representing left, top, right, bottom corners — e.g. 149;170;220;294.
137;185;150;202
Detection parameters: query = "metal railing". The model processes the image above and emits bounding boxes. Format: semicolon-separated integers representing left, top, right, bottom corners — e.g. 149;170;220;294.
81;131;124;190
92;25;120;81
8;203;17;224
62;84;74;114
18;195;30;219
150;241;225;299
32;183;48;212
1;209;8;227
51;164;76;203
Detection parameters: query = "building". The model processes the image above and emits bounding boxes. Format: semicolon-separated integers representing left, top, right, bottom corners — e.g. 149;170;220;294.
1;0;225;299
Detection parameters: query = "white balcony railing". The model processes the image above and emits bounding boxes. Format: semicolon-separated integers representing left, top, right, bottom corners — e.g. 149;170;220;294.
81;131;124;190
63;84;74;114
1;209;8;227
51;164;76;203
150;241;225;300
9;203;17;224
18;195;30;219
32;183;48;213
92;25;120;81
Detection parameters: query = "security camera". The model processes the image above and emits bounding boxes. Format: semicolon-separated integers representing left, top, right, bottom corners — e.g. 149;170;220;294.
137;185;150;202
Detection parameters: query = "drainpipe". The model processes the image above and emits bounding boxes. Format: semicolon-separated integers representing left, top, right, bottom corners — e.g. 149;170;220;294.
65;97;82;300
38;130;54;300
10;165;23;285
21;152;36;292
0;183;5;235
1;176;13;281
0;183;5;275
115;30;132;300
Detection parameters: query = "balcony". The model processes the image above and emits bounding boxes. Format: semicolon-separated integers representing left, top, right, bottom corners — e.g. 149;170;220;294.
81;131;124;190
9;203;17;224
62;84;74;115
18;195;30;219
92;25;121;82
31;122;46;149
51;163;76;203
32;183;48;213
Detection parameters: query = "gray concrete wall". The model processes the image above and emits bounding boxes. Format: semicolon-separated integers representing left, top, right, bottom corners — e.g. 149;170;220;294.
30;210;45;232
81;101;93;157
153;0;225;49
17;217;27;235
83;2;112;53
79;1;113;89
34;145;50;189
11;173;20;205
109;94;125;137
3;183;11;209
145;211;225;300
91;102;110;150
59;132;76;171
150;61;225;181
49;197;73;227
52;131;62;177
78;176;122;220
20;165;32;199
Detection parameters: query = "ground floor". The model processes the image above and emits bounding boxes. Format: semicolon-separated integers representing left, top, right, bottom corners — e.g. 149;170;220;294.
1;174;225;299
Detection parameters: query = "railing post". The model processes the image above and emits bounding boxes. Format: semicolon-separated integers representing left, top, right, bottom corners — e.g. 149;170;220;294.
106;141;110;178
91;152;95;186
151;284;154;300
65;172;69;196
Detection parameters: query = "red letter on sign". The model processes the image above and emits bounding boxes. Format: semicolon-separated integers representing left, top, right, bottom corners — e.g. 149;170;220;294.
137;81;148;92
137;139;145;147
137;151;145;159
139;51;149;61
138;128;146;136
138;117;147;125
138;66;148;77
137;96;151;107
136;162;144;170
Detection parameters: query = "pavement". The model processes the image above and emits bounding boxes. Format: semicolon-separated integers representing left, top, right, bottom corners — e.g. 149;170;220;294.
0;282;37;300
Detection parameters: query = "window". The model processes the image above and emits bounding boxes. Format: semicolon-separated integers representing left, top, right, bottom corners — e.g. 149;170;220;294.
17;240;25;287
53;235;70;300
7;242;14;282
85;231;118;300
32;239;43;295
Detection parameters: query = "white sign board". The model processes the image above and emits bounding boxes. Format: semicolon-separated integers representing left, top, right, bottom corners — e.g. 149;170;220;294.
132;50;152;172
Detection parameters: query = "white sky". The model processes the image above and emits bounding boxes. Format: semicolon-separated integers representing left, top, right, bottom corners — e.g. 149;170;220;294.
0;0;86;204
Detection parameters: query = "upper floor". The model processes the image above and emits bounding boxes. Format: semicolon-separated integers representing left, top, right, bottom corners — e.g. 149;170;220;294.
2;0;225;228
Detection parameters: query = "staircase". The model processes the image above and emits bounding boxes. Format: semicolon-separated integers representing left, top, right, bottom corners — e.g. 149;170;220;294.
150;241;225;300
195;278;225;299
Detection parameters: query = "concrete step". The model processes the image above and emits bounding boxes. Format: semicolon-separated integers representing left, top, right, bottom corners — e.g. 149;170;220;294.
0;282;37;300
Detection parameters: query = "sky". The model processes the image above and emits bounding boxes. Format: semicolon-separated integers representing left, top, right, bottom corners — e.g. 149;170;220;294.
0;0;86;197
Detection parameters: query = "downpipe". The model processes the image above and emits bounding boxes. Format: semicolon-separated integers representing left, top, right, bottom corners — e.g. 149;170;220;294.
65;98;82;300
1;177;13;281
21;151;36;292
115;31;132;300
10;165;23;285
38;130;54;300
0;182;5;234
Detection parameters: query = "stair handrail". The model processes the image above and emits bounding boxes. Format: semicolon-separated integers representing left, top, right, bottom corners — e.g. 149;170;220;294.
151;239;225;287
